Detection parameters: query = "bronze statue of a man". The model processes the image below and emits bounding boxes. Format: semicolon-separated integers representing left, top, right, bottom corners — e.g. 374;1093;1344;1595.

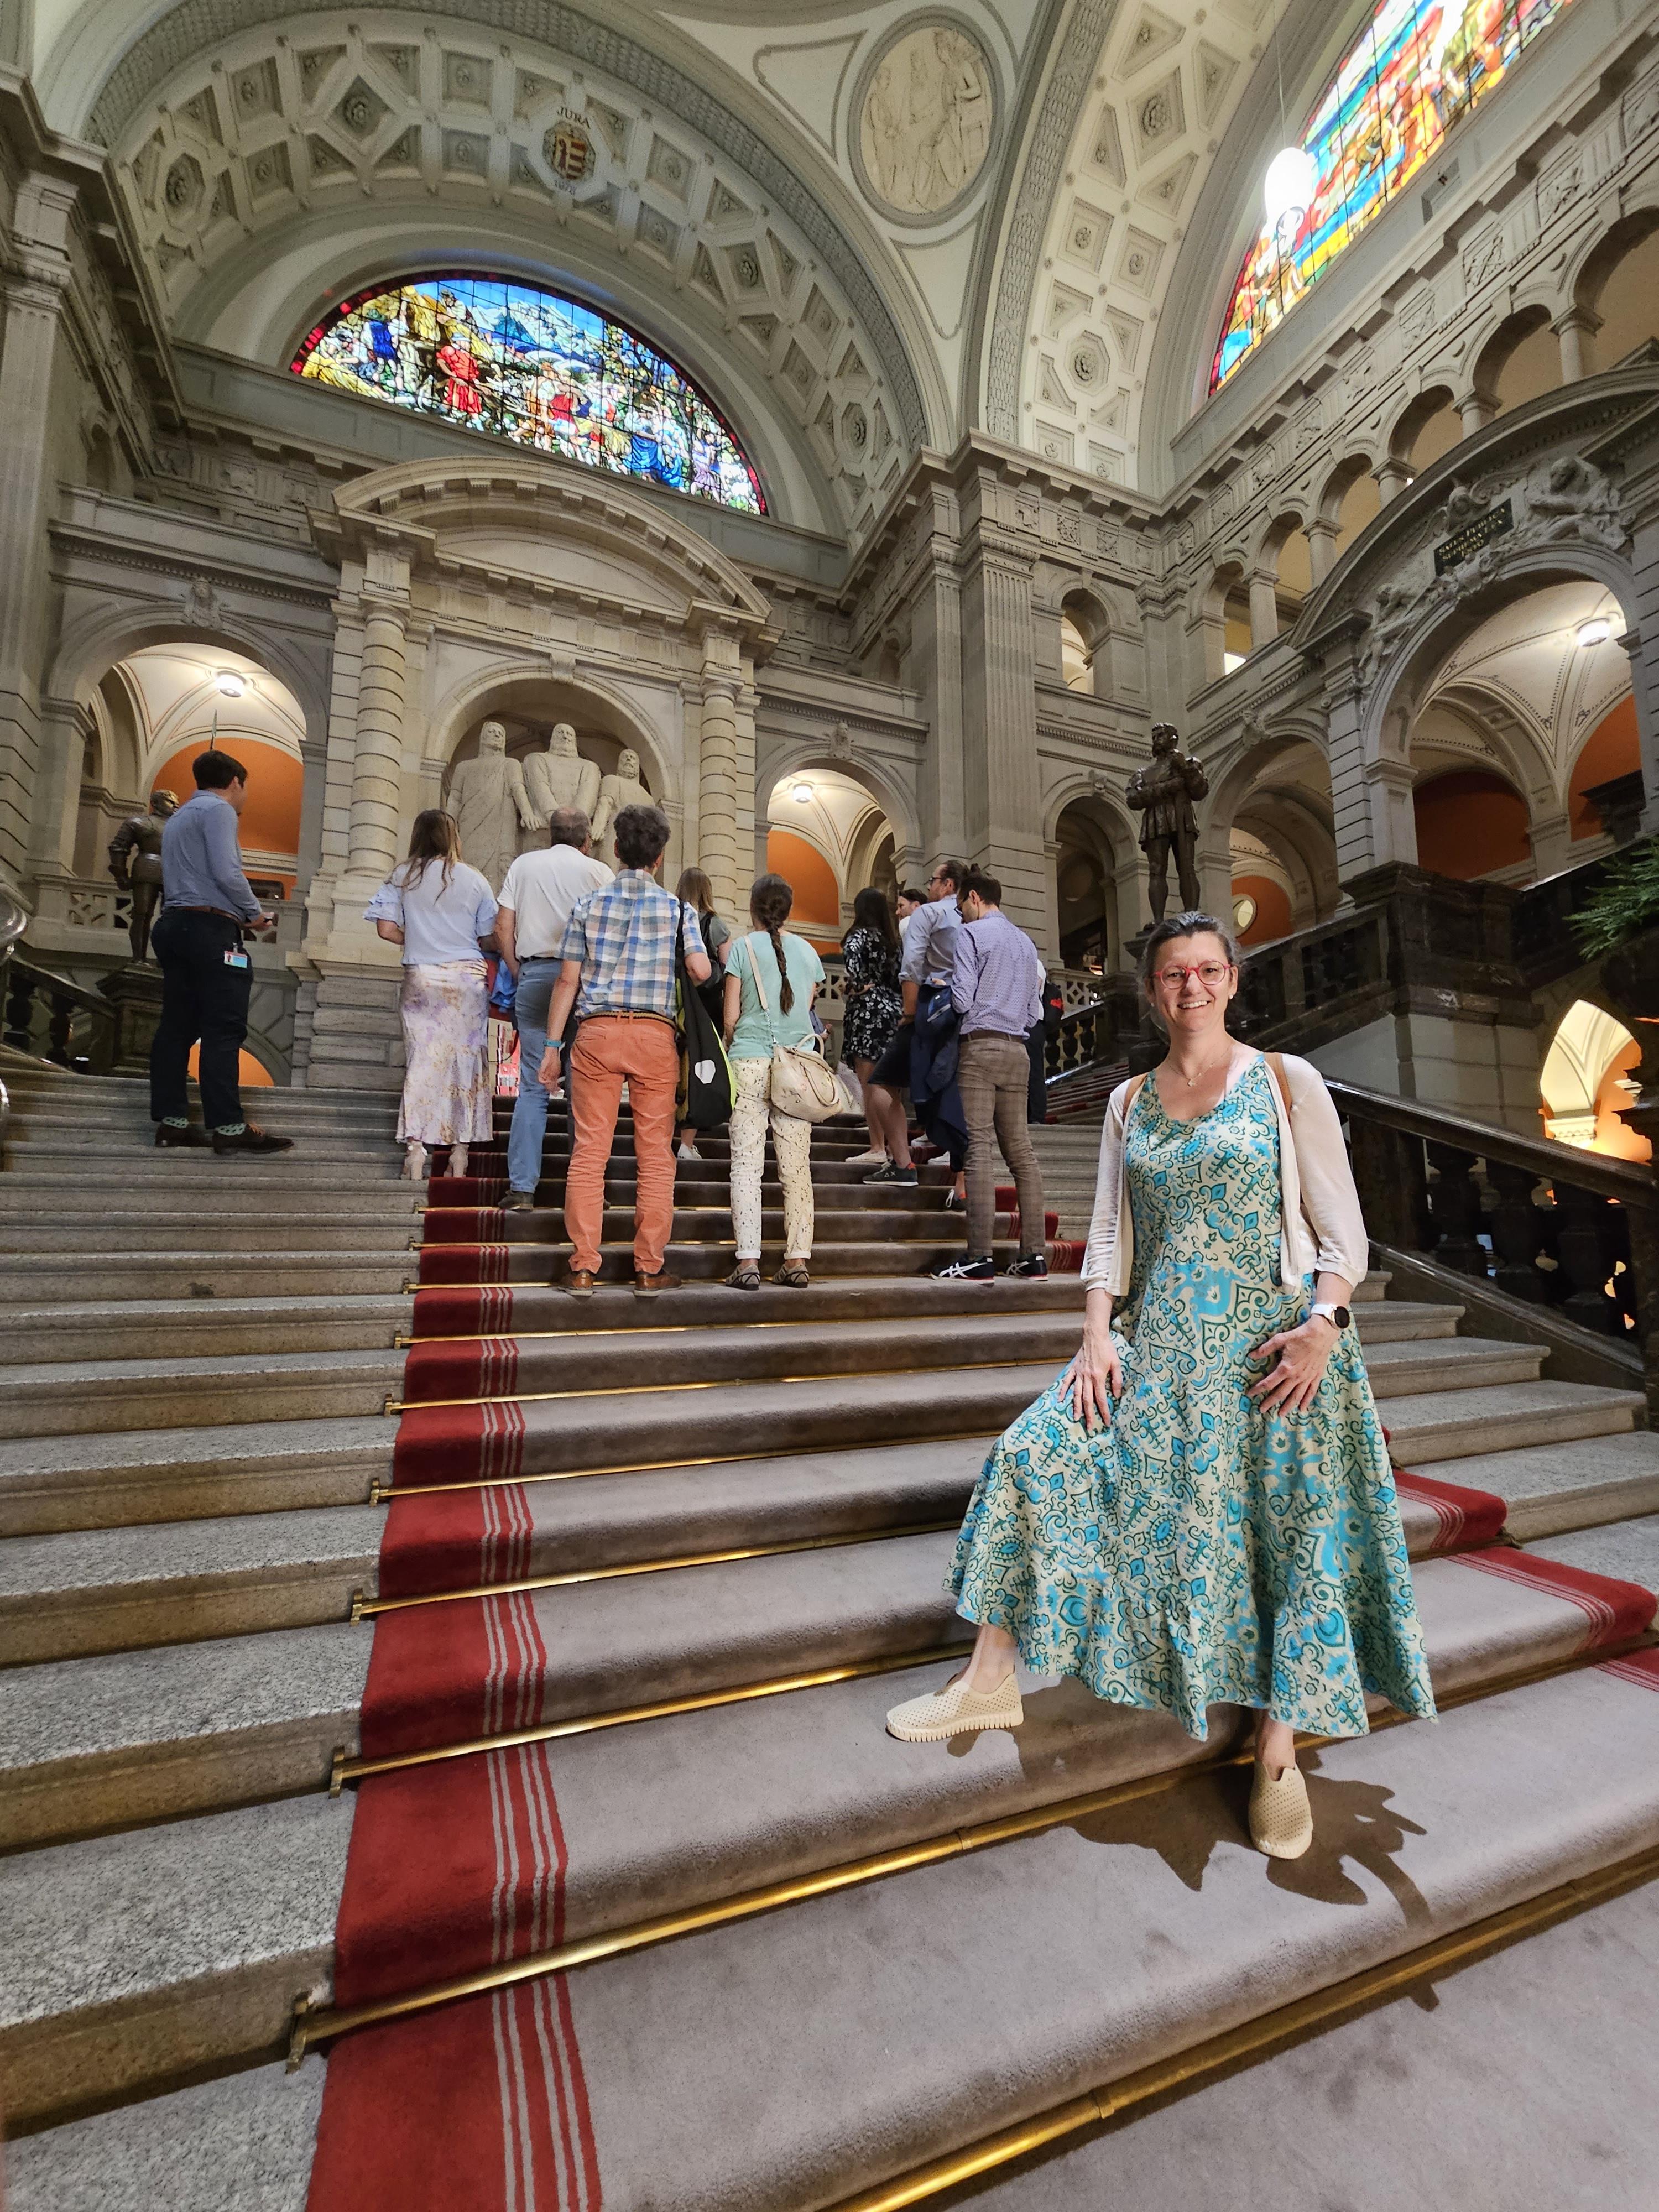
1125;723;1207;924
107;787;179;962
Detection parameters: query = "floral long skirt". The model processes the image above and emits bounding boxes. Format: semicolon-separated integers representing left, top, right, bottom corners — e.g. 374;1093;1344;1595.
397;961;493;1145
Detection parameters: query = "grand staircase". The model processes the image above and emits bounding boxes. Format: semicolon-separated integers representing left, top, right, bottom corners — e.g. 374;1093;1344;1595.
2;1056;1657;2208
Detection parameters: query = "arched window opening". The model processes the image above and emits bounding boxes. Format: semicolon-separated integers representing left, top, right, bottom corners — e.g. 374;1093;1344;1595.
1487;307;1560;418
1211;0;1578;392
1229;828;1294;946
1412;766;1531;879
1333;469;1382;559
1223;585;1251;672
1274;528;1313;633
293;272;764;514
1585;224;1659;365
1541;1000;1649;1161
1054;800;1116;973
1568;697;1642;839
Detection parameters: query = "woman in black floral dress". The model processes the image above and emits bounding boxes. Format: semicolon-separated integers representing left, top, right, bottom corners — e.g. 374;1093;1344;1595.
841;889;910;1172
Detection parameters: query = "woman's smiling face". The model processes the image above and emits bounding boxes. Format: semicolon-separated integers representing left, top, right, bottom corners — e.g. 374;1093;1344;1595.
1146;931;1238;1038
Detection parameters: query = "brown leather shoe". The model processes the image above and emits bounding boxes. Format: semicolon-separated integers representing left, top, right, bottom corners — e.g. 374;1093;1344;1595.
562;1267;597;1297
210;1123;294;1155
154;1121;211;1149
633;1268;682;1296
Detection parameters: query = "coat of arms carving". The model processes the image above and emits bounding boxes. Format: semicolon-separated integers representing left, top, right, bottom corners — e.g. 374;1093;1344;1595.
545;111;596;186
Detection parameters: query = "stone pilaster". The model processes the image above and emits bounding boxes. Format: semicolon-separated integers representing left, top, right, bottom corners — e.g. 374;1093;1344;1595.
346;591;409;886
697;629;743;918
910;549;966;867
959;531;1046;945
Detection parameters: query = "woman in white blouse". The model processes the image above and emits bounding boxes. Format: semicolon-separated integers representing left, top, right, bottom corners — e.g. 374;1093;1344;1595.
365;811;499;1180
887;910;1435;1863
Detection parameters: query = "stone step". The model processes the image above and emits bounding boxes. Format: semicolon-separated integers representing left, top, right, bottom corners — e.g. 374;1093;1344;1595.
1425;1432;1659;1540
0;1349;404;1438
0;1551;1647;2130
0;1293;410;1363
5;1126;401;1162
1381;1377;1646;1465
0;1176;423;1215
0;1415;392;1537
0;1504;385;1665
0;1427;1490;1848
0;1252;414;1303
0;1212;426;1253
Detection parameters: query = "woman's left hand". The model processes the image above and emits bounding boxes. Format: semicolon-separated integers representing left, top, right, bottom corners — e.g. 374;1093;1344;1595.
1247;1314;1337;1417
537;1045;562;1090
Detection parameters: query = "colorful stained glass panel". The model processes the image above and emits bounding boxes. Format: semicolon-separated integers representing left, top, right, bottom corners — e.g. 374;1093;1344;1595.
291;272;765;513
1211;0;1575;392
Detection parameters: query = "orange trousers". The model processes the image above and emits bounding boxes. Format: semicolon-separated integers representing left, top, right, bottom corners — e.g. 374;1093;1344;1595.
564;1015;680;1274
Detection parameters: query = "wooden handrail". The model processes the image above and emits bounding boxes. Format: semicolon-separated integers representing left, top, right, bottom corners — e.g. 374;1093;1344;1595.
1327;1078;1657;1209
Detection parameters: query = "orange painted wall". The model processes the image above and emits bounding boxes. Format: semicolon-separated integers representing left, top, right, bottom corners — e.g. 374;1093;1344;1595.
1569;697;1641;838
1413;769;1530;878
152;738;302;890
1594;1035;1652;1163
186;1045;274;1090
765;828;842;951
1232;874;1292;946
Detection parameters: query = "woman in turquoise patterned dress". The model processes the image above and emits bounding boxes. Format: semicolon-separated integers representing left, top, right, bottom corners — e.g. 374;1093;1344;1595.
886;911;1434;1859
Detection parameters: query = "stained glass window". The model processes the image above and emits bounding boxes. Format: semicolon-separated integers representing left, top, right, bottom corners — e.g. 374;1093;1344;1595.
1211;0;1575;392
291;272;765;513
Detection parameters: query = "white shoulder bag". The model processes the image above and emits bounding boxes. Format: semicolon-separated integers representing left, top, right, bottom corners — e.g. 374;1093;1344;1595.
744;933;853;1123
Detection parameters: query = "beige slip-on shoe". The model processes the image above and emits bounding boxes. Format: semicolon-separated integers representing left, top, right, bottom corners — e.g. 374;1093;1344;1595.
886;1669;1024;1744
1249;1759;1314;1859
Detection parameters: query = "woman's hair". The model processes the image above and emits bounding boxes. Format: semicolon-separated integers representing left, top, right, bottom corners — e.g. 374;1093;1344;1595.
1137;910;1240;999
845;886;898;952
399;808;462;889
749;872;796;1014
676;866;716;920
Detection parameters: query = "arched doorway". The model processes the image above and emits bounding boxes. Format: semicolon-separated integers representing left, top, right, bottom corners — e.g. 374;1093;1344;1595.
1053;796;1125;974
1217;739;1337;945
763;768;898;953
1541;1000;1650;1162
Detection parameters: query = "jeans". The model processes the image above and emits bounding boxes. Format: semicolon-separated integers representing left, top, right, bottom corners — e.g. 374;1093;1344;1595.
564;1016;680;1274
149;909;251;1129
958;1031;1046;1259
507;957;564;1194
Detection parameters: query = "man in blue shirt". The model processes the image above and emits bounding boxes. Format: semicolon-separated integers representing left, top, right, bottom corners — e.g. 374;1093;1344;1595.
149;750;293;1154
928;869;1047;1281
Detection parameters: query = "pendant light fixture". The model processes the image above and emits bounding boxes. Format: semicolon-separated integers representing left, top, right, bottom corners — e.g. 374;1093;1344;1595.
1262;7;1313;245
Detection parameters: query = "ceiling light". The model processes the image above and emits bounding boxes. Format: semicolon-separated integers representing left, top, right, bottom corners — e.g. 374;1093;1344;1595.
791;781;813;803
215;672;246;697
1576;618;1611;649
1263;145;1316;241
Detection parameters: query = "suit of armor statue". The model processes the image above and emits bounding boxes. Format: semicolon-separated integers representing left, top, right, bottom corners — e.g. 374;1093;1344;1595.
1125;723;1208;924
592;747;653;863
447;721;536;891
107;789;179;961
521;722;601;847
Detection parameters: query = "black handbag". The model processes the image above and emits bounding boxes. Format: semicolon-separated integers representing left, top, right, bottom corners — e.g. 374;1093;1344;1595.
674;899;734;1129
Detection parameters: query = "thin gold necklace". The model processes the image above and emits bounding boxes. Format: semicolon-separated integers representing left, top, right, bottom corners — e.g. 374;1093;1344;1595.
1169;1050;1234;1088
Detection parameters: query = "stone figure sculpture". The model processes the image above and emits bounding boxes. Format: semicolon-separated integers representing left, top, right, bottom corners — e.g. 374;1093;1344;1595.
859;24;993;217
446;721;536;891
521;722;601;844
1125;723;1208;925
107;787;179;961
592;747;653;863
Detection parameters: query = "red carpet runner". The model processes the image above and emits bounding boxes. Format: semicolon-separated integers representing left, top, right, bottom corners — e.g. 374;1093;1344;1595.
306;1153;1652;2211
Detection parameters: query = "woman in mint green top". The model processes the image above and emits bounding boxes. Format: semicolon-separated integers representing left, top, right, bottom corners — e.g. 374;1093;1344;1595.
722;874;826;1290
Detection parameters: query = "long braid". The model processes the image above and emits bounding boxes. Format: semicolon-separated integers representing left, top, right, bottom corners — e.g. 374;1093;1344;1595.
749;872;796;1014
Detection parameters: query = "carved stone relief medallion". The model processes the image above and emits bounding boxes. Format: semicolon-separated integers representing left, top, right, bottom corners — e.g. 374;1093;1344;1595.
853;15;997;223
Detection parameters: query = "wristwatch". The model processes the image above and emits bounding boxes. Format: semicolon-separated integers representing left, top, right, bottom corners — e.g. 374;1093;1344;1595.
1308;1300;1352;1330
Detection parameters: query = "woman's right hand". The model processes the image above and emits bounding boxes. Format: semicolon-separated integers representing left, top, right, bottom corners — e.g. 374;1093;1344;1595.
1065;1323;1123;1431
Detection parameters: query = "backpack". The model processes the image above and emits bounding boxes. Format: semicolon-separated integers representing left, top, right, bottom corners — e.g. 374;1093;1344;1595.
674;900;734;1130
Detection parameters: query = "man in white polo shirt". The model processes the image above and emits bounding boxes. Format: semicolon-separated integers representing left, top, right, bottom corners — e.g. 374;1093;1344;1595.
497;806;612;1207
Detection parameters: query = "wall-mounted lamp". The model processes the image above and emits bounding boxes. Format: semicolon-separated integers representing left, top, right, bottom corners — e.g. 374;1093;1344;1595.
1576;619;1612;649
215;672;247;697
791;780;813;804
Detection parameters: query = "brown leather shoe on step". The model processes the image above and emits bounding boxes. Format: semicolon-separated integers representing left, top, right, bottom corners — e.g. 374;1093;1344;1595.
633;1268;682;1296
562;1267;597;1297
210;1123;294;1155
154;1122;211;1149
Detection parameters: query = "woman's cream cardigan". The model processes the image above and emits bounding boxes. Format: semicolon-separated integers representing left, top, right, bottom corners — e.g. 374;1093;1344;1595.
1079;1050;1370;1298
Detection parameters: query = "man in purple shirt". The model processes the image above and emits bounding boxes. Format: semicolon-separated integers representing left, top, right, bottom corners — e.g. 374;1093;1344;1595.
928;869;1047;1281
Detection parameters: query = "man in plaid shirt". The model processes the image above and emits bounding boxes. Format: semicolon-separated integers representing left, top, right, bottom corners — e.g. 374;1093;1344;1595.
538;803;710;1295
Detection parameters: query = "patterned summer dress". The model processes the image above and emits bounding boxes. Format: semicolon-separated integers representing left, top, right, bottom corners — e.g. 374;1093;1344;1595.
947;1058;1436;1741
841;926;902;1065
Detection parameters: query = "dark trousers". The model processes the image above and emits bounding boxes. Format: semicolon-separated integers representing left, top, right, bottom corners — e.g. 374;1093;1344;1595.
149;909;251;1129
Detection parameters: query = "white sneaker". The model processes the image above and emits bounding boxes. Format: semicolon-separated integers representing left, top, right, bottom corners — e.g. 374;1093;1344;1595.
677;1144;702;1162
886;1668;1024;1742
846;1147;887;1170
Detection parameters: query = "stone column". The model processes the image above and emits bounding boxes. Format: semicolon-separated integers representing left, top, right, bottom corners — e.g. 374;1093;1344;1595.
1361;757;1419;870
346;589;409;885
734;673;758;904
1326;660;1383;886
959;528;1046;944
697;629;742;918
1042;838;1062;967
1528;804;1573;879
1553;306;1600;383
910;549;967;866
1457;388;1495;438
1618;615;1659;837
1307;518;1341;585
0;178;77;886
1374;458;1413;507
1248;569;1279;650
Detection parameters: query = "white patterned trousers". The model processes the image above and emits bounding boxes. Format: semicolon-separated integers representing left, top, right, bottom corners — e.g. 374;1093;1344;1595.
728;1056;815;1261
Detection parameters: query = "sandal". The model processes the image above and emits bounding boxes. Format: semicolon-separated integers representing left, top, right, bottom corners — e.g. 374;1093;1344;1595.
774;1262;811;1288
726;1264;761;1290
